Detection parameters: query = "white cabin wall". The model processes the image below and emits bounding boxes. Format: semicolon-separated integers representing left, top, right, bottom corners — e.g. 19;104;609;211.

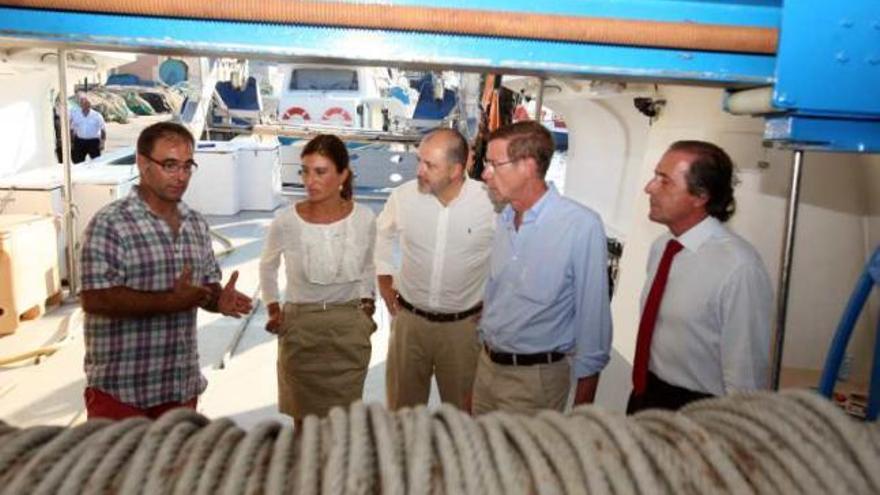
867;156;880;251
548;95;651;239
0;71;55;177
561;84;877;409
779;150;873;381
857;154;880;380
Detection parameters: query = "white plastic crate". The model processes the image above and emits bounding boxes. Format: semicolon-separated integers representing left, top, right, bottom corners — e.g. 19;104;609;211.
0;214;60;335
233;136;283;211
184;141;242;216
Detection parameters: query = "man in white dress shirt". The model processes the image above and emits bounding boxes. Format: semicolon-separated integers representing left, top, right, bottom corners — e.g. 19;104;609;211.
69;96;106;163
376;128;496;411
627;140;773;414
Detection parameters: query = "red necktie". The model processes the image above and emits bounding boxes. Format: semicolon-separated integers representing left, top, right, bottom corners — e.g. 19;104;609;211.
632;239;684;395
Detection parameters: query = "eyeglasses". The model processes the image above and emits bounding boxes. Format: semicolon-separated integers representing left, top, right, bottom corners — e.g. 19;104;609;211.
483;158;517;172
143;154;199;175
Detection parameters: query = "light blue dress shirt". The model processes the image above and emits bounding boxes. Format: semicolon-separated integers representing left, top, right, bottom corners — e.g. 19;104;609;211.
479;185;612;378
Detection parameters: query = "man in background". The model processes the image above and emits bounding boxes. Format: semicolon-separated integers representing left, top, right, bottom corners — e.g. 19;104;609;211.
69;95;106;163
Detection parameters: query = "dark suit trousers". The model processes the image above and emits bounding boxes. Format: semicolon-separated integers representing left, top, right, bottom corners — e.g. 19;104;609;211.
626;371;714;414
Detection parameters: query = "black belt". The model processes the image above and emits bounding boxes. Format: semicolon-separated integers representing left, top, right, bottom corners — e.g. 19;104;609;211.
397;295;482;323
484;345;566;366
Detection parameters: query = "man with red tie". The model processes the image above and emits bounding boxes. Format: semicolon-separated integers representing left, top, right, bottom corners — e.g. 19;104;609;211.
627;140;773;414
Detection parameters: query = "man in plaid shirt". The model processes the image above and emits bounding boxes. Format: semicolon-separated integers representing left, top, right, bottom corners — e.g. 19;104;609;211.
79;122;252;420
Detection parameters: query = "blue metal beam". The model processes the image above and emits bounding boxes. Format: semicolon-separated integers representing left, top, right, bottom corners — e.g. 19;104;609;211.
773;0;880;119
0;3;776;85
765;116;880;153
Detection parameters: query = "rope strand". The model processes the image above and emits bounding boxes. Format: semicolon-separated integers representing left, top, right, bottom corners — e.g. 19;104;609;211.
0;391;877;494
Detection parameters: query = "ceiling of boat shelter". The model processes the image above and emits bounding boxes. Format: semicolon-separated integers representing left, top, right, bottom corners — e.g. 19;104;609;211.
0;0;780;86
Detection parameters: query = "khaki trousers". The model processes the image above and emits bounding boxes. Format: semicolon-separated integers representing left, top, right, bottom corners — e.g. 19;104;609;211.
277;301;376;420
385;307;481;410
472;349;571;416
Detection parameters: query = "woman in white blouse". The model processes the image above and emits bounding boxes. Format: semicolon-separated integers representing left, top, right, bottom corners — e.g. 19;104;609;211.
259;134;377;421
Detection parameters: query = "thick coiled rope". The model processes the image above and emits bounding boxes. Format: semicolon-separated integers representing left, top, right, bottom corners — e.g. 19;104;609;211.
0;390;878;494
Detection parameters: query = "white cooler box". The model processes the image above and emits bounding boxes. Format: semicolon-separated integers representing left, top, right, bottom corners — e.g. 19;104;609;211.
0;163;139;280
72;164;139;236
232;136;283;211
0;170;66;279
184;141;241;215
0;214;61;335
0;170;64;218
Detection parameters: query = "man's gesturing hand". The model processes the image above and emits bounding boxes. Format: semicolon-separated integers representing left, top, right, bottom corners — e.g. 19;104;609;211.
217;270;253;318
173;265;211;309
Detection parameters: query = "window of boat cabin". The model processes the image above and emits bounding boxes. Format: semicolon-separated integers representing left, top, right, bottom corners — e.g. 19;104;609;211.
289;69;359;91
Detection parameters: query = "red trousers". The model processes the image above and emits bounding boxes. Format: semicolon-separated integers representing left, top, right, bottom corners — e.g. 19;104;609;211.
84;387;197;420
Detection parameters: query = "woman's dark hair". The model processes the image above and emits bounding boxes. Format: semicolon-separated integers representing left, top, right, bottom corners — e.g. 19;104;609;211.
301;134;353;200
668;140;738;222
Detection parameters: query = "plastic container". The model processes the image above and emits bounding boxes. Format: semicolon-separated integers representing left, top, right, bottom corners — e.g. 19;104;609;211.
233;136;283;211
72;163;139;236
0;214;60;335
184;141;241;215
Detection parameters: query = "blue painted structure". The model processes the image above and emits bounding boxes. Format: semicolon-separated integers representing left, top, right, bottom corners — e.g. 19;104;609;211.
0;2;777;86
767;1;880;152
158;59;188;86
411;74;457;121
1;0;876;152
215;77;260;111
105;73;153;86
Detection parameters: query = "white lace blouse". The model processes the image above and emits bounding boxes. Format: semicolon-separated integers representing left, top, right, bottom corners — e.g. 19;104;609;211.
260;202;376;304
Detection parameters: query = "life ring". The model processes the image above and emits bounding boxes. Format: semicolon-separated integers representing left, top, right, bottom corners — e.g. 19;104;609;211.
322;107;353;124
282;106;311;121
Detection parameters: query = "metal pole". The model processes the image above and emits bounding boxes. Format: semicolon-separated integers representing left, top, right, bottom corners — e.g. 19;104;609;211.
216;289;261;370
770;149;804;390
534;77;545;121
56;49;78;297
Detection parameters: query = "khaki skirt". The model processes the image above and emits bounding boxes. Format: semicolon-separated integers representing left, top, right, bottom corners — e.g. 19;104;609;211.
277;300;376;420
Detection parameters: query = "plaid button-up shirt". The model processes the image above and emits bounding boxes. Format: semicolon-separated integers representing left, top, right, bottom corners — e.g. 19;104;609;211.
80;187;221;408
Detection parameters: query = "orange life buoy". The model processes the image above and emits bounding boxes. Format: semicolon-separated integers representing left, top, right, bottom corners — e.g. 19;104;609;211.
282;106;311;121
322;107;353;123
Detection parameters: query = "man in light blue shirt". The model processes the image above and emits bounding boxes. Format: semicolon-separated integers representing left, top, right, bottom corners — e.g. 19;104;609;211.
474;120;612;415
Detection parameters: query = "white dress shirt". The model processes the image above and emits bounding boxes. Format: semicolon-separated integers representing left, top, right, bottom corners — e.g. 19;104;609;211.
69;108;106;139
645;216;773;396
375;178;496;312
260;203;376;304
